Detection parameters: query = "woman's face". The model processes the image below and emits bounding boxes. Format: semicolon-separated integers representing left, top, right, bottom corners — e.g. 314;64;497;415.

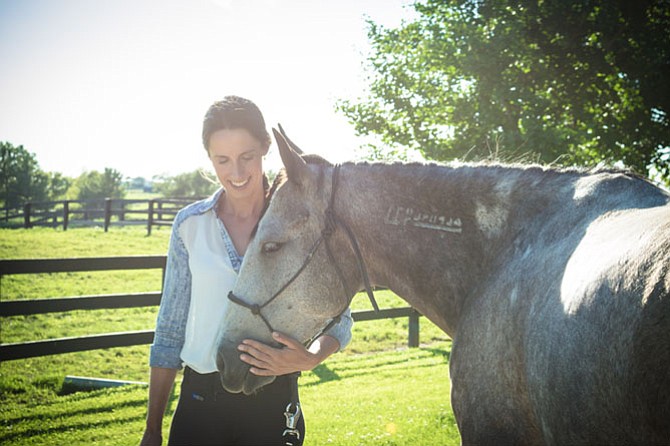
208;128;266;201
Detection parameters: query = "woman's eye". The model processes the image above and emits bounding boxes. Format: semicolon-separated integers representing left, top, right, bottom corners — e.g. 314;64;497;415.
262;242;282;254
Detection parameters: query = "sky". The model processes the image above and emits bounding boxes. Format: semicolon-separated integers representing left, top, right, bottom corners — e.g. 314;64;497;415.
0;0;414;179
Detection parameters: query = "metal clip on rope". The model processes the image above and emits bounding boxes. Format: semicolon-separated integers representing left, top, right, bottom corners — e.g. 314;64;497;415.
282;401;302;445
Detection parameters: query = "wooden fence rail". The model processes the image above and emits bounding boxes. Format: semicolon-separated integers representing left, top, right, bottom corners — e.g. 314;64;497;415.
0;256;421;361
1;198;200;234
0;256;167;274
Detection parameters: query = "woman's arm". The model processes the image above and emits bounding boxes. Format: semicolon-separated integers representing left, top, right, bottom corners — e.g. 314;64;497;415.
149;216;192;369
142;214;191;445
140;367;178;446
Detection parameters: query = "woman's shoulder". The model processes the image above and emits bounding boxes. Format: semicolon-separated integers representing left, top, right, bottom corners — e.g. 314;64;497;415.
173;189;223;228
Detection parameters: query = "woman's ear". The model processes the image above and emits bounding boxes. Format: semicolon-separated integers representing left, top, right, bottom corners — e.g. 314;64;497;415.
273;128;308;187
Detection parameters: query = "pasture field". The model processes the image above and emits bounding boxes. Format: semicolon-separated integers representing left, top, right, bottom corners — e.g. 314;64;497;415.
0;226;458;445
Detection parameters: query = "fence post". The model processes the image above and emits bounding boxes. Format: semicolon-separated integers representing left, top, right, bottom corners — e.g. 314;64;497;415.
63;201;69;231
408;309;420;348
23;203;32;228
104;198;112;232
147;200;155;236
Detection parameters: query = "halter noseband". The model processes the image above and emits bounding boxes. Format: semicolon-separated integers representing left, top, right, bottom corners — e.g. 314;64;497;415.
227;164;379;345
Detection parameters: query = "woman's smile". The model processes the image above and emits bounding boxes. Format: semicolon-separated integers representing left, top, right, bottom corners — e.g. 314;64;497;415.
229;177;251;189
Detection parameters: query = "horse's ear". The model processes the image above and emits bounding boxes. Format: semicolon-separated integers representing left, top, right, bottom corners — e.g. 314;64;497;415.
273;128;308;186
277;123;304;155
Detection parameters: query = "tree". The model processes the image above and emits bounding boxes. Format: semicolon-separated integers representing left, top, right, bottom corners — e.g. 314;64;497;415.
1;141;50;208
339;0;670;183
126;176;150;192
46;172;71;201
75;168;126;201
153;170;218;198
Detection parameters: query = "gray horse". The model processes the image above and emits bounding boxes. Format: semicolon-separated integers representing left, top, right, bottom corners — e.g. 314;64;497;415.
217;130;670;445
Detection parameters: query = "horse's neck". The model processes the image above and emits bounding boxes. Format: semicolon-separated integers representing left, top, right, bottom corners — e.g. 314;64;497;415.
335;163;623;336
335;163;499;335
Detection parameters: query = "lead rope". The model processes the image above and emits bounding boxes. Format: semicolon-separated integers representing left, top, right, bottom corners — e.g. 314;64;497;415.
281;168;354;446
325;165;379;311
227;164;380;445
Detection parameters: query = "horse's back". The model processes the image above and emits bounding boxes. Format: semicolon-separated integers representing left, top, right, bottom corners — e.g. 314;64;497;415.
453;202;670;445
529;203;670;444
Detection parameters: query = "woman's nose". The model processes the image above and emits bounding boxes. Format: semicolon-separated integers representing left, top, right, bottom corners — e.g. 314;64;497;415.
232;162;244;178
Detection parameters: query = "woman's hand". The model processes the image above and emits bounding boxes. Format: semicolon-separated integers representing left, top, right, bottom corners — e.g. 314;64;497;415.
238;332;339;376
139;428;162;446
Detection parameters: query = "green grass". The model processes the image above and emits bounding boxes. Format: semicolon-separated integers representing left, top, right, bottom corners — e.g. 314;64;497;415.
0;225;170;260
0;227;458;445
1;343;456;446
302;345;458;445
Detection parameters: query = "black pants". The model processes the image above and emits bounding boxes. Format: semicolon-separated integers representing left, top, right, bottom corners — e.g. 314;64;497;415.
167;367;304;446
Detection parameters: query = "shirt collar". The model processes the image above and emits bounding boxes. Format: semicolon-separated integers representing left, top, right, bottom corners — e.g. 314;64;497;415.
190;187;225;215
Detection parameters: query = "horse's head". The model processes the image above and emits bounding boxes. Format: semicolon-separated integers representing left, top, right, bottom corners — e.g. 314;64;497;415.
216;129;359;395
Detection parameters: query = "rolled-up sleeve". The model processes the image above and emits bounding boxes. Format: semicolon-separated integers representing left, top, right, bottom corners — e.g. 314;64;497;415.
149;216;192;369
324;307;353;351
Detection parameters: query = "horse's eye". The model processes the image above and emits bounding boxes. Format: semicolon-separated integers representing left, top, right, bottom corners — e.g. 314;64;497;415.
262;242;282;254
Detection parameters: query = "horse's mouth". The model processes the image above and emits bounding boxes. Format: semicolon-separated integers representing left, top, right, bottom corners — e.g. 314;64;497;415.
243;373;276;395
217;367;276;395
217;369;245;394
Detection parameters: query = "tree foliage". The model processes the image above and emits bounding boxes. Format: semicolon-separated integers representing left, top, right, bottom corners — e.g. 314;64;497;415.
75;168;126;201
1;141;71;208
153;170;218;198
339;0;670;182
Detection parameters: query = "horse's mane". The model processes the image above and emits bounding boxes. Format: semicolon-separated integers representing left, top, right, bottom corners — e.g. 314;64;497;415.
250;158;663;239
347;158;653;190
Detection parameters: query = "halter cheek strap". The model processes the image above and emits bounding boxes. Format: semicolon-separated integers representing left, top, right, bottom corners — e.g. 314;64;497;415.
227;164;379;343
226;234;326;334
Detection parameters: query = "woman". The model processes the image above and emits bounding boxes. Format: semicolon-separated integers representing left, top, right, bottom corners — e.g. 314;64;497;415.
140;96;353;445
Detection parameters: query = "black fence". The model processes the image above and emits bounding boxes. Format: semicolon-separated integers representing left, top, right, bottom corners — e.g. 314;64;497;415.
0;256;421;361
0;198;200;235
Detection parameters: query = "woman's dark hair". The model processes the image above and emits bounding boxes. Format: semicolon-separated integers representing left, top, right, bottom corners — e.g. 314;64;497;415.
202;96;271;152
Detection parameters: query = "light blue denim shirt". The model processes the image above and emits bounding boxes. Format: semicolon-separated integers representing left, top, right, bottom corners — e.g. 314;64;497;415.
150;188;353;369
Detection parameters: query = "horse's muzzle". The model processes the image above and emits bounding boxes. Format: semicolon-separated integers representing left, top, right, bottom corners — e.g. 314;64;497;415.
215;340;275;395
